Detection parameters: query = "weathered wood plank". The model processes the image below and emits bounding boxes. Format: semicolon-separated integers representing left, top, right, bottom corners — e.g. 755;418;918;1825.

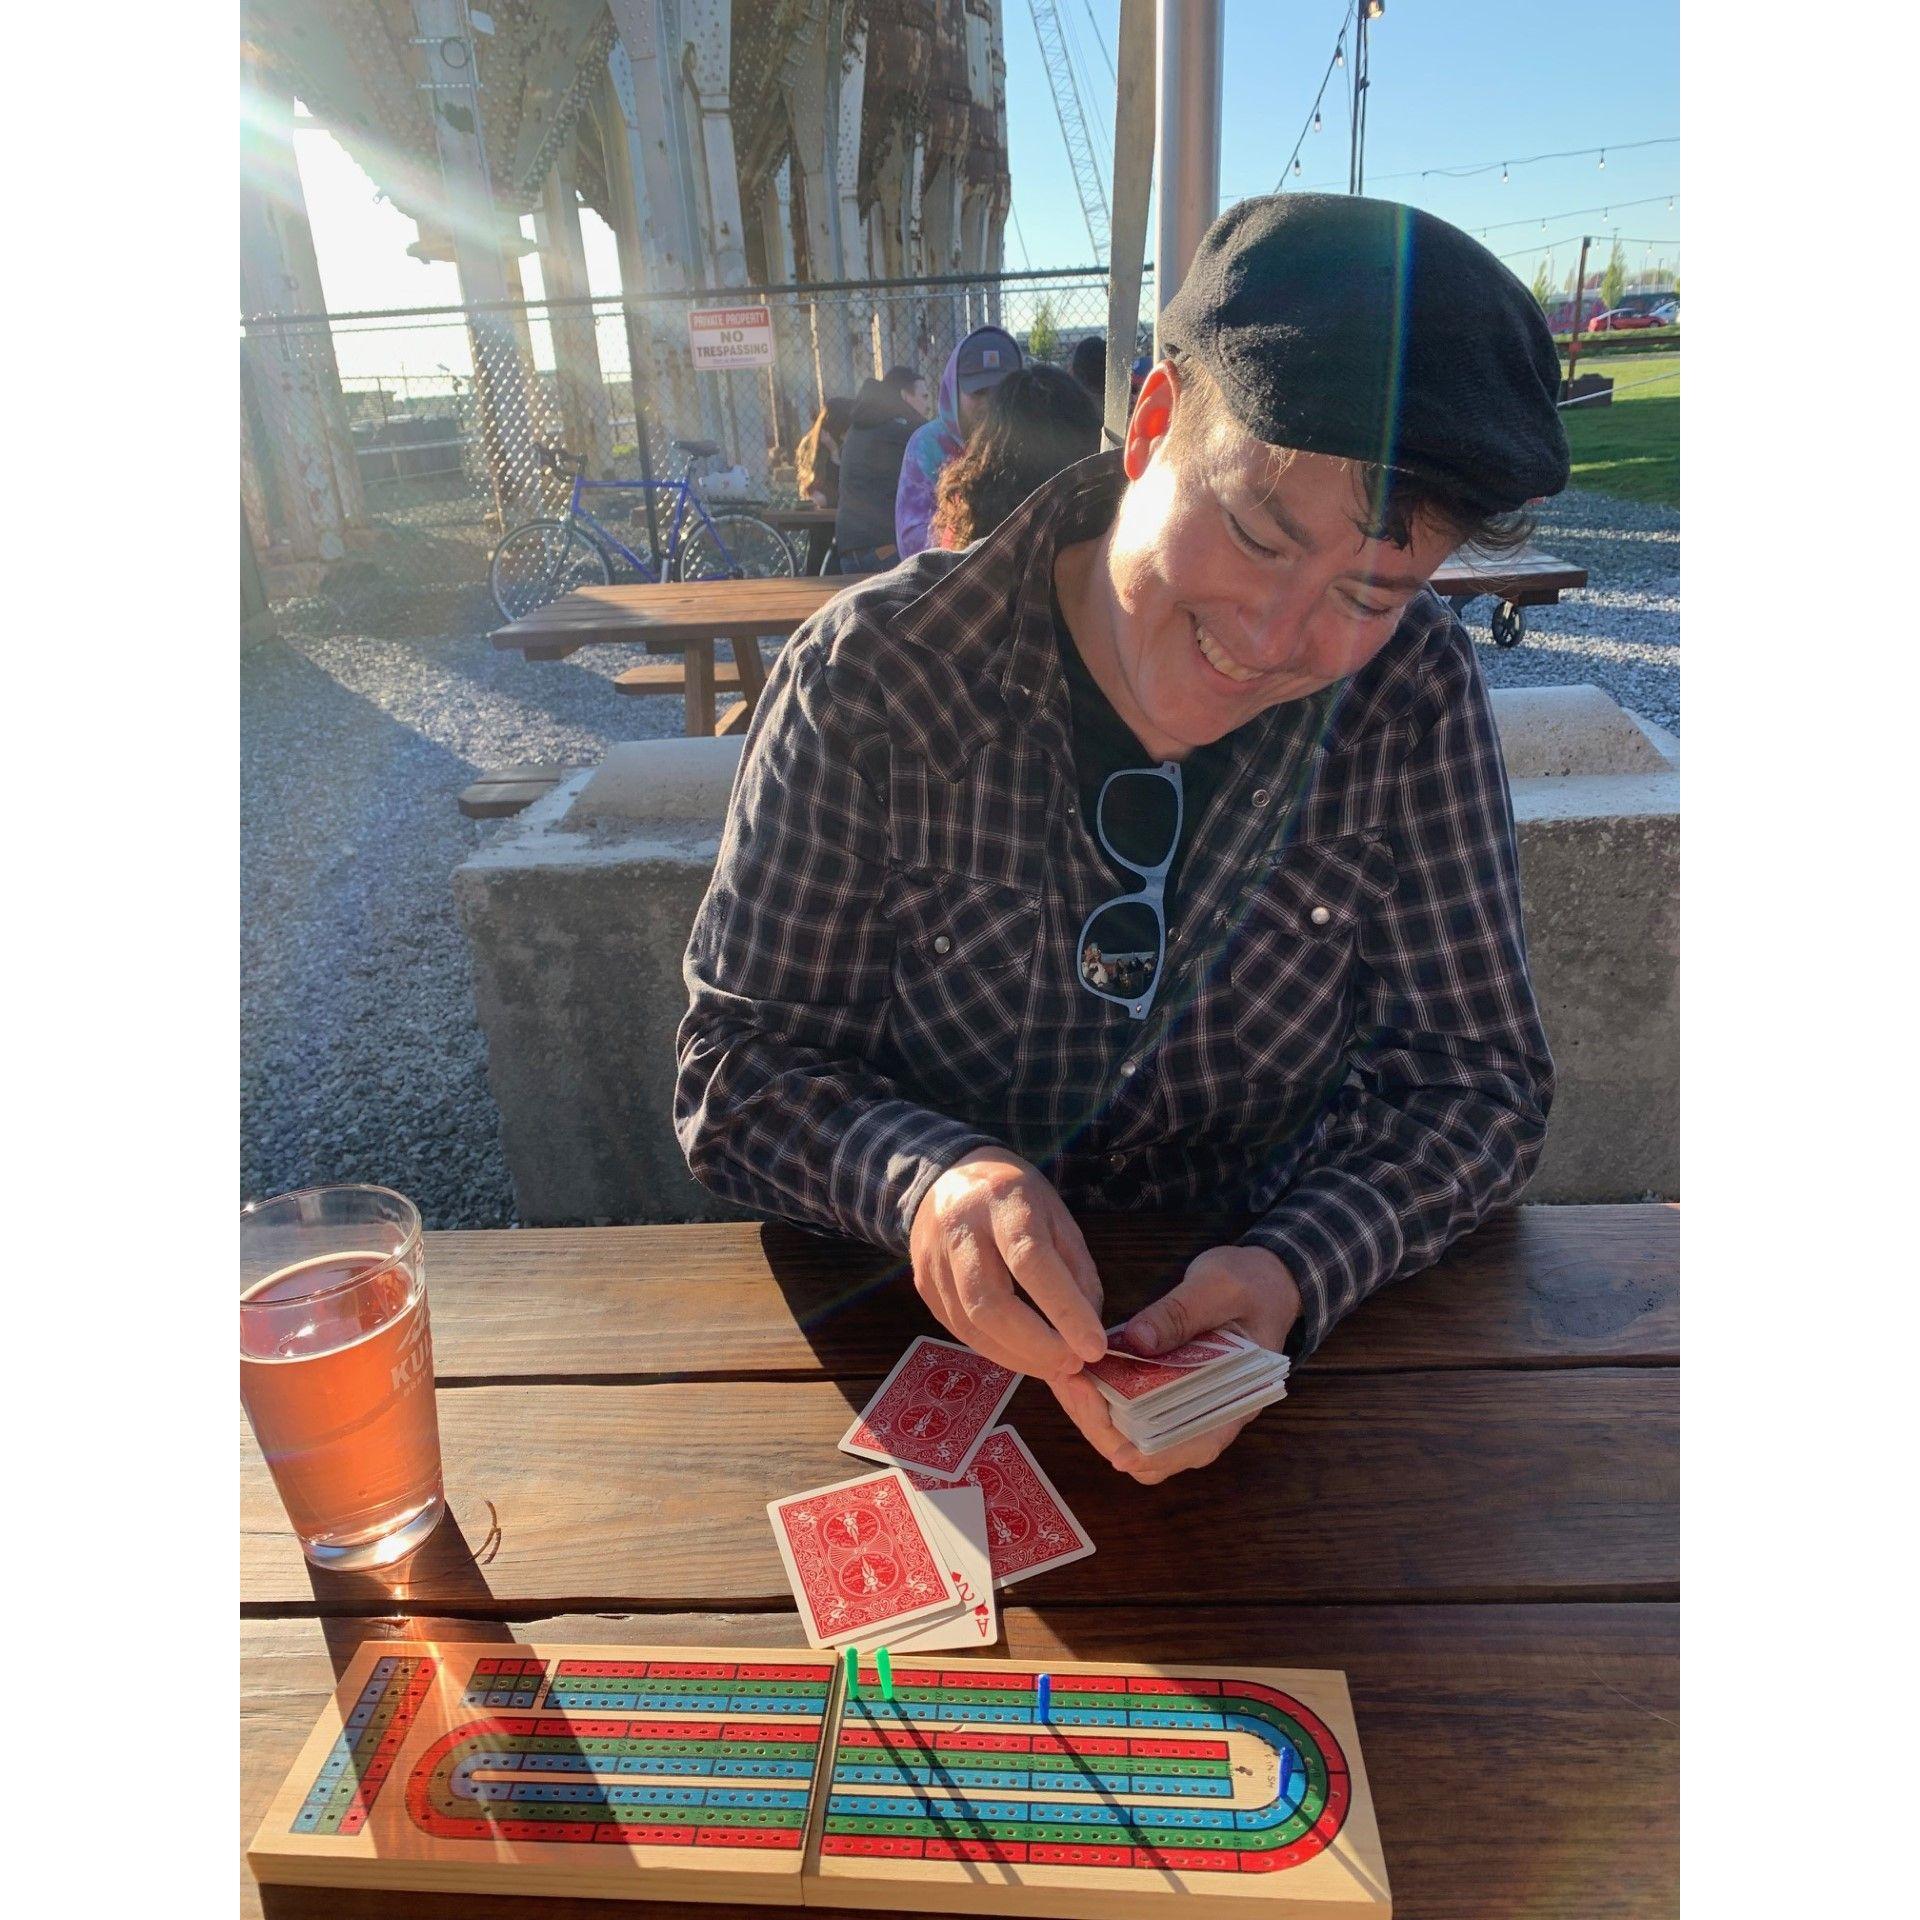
411;1207;1678;1384
242;1369;1676;1613
243;1603;1677;1920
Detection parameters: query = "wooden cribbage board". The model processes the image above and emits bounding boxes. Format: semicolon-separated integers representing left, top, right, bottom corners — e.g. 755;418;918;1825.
249;1640;1391;1916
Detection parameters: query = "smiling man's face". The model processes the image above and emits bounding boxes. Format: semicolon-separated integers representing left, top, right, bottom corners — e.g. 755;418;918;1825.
1097;360;1461;756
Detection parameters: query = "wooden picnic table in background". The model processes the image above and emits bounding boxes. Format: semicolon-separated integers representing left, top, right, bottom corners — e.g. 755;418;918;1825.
241;1202;1677;1918
487;545;1589;739
763;504;838;574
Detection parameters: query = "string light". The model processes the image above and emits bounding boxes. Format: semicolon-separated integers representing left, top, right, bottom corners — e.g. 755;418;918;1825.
1334;37;1345;67
1598;149;1607;169
1501;162;1509;183
1313;109;1322;132
1293;158;1302;176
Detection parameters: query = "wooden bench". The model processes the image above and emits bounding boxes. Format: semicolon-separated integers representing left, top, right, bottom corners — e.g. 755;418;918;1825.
612;659;745;698
456;763;575;821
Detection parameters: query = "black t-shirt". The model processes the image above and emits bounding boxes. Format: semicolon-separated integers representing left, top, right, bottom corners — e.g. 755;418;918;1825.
1052;597;1237;926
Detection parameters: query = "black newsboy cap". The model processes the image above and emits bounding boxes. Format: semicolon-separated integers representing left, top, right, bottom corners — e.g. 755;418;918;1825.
1159;193;1570;512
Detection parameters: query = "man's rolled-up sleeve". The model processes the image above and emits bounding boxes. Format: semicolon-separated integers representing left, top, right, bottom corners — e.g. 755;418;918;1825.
675;636;999;1252
1239;652;1554;1358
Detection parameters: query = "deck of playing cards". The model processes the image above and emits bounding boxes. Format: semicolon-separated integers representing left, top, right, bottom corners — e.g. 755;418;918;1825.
1085;1325;1292;1454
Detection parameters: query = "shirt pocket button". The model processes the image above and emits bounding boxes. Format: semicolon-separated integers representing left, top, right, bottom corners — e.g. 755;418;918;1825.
1308;905;1332;928
932;934;953;955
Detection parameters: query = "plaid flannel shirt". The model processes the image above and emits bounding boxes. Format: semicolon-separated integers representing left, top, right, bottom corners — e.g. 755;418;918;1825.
675;454;1552;1357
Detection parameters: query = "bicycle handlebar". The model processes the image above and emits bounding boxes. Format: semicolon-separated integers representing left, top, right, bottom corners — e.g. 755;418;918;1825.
535;441;587;476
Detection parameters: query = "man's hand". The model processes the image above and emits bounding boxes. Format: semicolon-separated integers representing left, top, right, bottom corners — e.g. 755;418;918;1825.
909;1149;1108;1380
1049;1245;1302;1484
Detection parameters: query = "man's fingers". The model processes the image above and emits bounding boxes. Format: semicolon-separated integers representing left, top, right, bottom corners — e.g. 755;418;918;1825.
1122;1264;1250;1355
1049;1207;1106;1316
998;1219;1107;1366
1127;1413;1258;1485
968;1285;1080;1378
951;1224;1079;1377
1048;1373;1134;1465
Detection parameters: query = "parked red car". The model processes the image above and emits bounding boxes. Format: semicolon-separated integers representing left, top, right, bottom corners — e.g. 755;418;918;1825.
1586;308;1662;333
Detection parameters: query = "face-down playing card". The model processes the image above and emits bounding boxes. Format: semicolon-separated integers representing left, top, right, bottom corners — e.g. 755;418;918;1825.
839;1336;1021;1481
906;1425;1095;1589
767;1469;963;1648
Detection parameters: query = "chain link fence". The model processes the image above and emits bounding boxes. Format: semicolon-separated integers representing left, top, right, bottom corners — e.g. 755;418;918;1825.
242;266;1149;640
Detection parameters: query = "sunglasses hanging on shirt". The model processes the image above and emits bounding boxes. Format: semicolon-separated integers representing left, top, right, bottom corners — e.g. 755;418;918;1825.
1077;762;1183;1020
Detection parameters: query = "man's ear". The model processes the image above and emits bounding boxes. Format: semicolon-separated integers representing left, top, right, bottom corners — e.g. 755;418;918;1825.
1123;360;1180;481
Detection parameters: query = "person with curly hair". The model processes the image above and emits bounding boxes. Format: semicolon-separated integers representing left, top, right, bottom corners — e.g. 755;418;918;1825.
929;364;1102;549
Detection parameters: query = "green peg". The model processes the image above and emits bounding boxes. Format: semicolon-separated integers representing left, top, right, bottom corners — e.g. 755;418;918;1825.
876;1647;894;1702
843;1645;859;1699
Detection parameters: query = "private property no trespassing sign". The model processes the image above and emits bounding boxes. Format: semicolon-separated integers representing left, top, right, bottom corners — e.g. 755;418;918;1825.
687;306;774;370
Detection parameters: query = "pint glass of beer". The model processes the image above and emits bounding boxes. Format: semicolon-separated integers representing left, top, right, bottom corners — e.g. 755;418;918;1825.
241;1185;445;1570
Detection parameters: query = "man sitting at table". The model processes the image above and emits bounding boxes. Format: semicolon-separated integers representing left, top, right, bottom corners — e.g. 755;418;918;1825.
674;196;1568;1483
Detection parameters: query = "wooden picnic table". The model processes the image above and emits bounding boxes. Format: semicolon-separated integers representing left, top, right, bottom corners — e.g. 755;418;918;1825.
763;504;838;574
241;1202;1677;1918
488;545;1589;738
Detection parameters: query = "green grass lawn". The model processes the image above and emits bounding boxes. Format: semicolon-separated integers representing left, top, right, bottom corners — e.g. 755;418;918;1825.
1558;352;1679;506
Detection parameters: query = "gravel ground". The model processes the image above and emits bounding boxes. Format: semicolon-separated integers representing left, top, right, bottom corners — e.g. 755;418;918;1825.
240;484;1680;1227
1470;489;1680;733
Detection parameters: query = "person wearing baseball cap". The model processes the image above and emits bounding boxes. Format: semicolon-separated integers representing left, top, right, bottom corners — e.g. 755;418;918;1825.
679;195;1569;1483
894;325;1023;558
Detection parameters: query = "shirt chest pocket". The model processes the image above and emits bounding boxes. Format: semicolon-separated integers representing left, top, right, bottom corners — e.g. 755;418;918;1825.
879;866;1041;1110
1229;833;1398;1092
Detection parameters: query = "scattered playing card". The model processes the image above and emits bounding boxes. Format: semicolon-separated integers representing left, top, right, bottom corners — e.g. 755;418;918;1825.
767;1468;962;1649
885;1486;999;1651
907;1425;1095;1588
839;1336;1021;1481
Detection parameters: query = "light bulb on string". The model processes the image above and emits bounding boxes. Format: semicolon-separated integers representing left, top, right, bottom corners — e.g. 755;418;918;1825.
1313;109;1322;132
1598;150;1606;170
1334;38;1345;68
1501;162;1509;182
1292;158;1302;177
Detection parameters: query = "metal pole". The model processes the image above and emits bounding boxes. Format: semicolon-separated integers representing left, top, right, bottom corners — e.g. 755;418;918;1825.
1152;0;1224;349
1107;0;1157;446
1349;4;1373;194
1564;234;1592;402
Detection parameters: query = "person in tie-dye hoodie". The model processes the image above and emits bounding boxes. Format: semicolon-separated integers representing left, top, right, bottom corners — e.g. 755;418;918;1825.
893;325;1022;558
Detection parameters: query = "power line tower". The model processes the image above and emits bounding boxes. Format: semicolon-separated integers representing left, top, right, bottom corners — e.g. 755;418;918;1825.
1029;1;1112;260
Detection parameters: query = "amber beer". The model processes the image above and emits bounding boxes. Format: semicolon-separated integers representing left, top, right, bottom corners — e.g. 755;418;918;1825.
240;1186;445;1570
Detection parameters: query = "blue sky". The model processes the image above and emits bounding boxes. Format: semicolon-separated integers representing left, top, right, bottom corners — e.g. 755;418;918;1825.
291;0;1678;353
1005;0;1679;288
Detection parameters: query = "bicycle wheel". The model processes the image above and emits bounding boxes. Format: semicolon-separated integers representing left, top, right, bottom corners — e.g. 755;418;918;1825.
489;519;613;623
674;511;799;582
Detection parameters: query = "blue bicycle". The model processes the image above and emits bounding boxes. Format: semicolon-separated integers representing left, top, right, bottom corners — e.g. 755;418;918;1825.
489;437;795;623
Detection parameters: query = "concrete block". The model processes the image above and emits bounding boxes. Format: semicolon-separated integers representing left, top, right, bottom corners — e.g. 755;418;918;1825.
1490;683;1674;777
453;764;757;1227
457;685;1678;1223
